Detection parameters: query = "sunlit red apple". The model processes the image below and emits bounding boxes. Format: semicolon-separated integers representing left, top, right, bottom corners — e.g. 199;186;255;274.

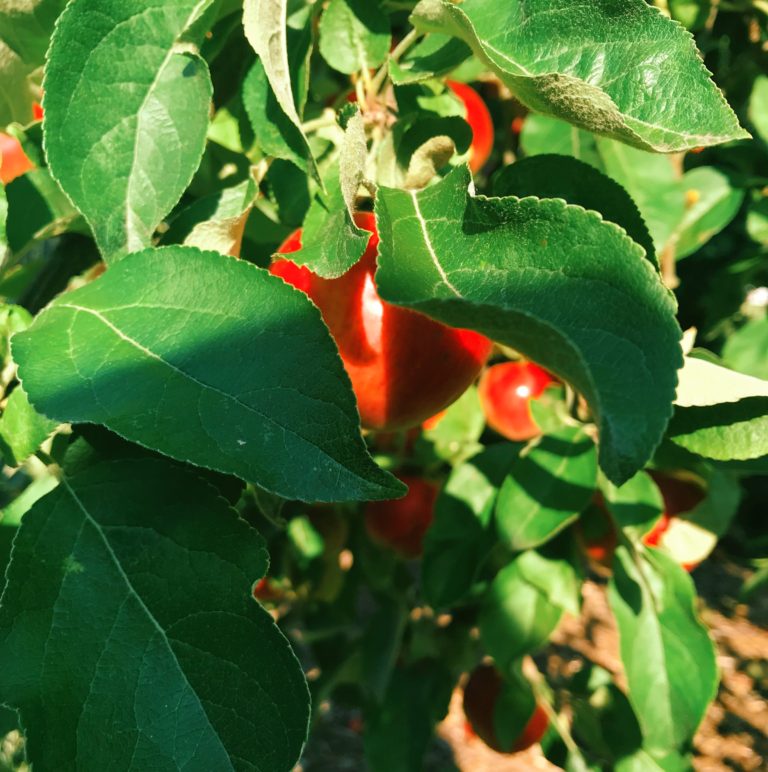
478;361;556;442
270;212;492;430
447;80;494;174
463;664;549;754
0;133;34;185
364;475;438;558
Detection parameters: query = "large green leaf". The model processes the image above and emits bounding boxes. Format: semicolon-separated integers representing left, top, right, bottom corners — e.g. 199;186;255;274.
492;154;656;267
319;0;391;76
242;0;318;180
668;356;768;461
496;427;598;551
12;246;403;502
411;0;747;152
0;458;310;771
608;547;717;756
43;0;214;262
376;167;682;486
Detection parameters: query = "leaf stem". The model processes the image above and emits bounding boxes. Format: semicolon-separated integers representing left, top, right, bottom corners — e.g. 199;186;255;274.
370;28;423;95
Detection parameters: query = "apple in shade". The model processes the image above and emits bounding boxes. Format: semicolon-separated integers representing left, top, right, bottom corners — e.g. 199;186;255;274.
463;664;549;754
446;80;494;174
643;471;705;571
364;475;438;558
575;493;618;574
0;133;34;185
478;361;556;442
270;211;492;431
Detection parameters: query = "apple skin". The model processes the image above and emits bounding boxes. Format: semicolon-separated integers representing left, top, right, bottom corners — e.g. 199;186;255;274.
364;475;438;558
478;361;556;442
270;212;492;430
643;471;705;571
446;80;494;174
0;133;34;185
463;664;549;754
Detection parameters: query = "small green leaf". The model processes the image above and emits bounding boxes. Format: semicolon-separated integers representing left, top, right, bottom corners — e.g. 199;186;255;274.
389;34;471;86
5;168;83;257
668;357;768;461
44;0;214;262
422;443;518;608
288;162;369;279
722;318;768;380
319;0;391;76
0;385;58;466
419;385;484;464
496;427;598;551
746;196;768;245
0;458;310;771
492;155;656;266
339;108;368;222
12;246;403;502
411;0;748;152
242;3;317;177
602;471;663;543
0;40;36;126
520;114;602;169
515;545;582;616
749;75;768;143
673;167;744;260
480;558;563;668
608;546;717;756
0;0;67;66
376;167;683;486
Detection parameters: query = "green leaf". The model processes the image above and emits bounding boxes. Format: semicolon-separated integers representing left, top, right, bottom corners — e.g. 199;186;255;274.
12;246;403;502
722;318;768;380
376;167;682;486
515;545;582;616
411;0;748;152
243;0;317;179
0;458;310;771
492;155;656;267
669;0;711;32
319;0;391;76
44;0;213;262
668;357;768;461
339;109;367;221
0;385;58;466
0;0;67;66
288;162;369;279
520;114;602;170
496;427;597;551
0;40;36;127
602;471;663;543
749;75;768;143
388;34;471;86
5;168;83;258
422;443;518;608
419;384;484;464
596;138;685;255
479;557;563;668
746;196;768;245
608;546;717;755
673;167;744;260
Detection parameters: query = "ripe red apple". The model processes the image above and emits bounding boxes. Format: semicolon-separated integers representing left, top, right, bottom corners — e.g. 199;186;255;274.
364;475;438;558
478;361;556;442
0;133;34;185
446;80;494;174
270;212;492;430
463;664;549;754
643;471;705;571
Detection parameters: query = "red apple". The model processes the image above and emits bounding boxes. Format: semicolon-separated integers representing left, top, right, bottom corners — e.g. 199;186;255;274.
364;475;438;558
463;664;549;754
270;212;492;430
643;471;705;571
33;102;44;121
446;80;494;174
0;133;34;185
478;361;556;442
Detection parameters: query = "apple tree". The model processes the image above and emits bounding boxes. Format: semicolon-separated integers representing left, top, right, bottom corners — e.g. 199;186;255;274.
0;0;766;769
